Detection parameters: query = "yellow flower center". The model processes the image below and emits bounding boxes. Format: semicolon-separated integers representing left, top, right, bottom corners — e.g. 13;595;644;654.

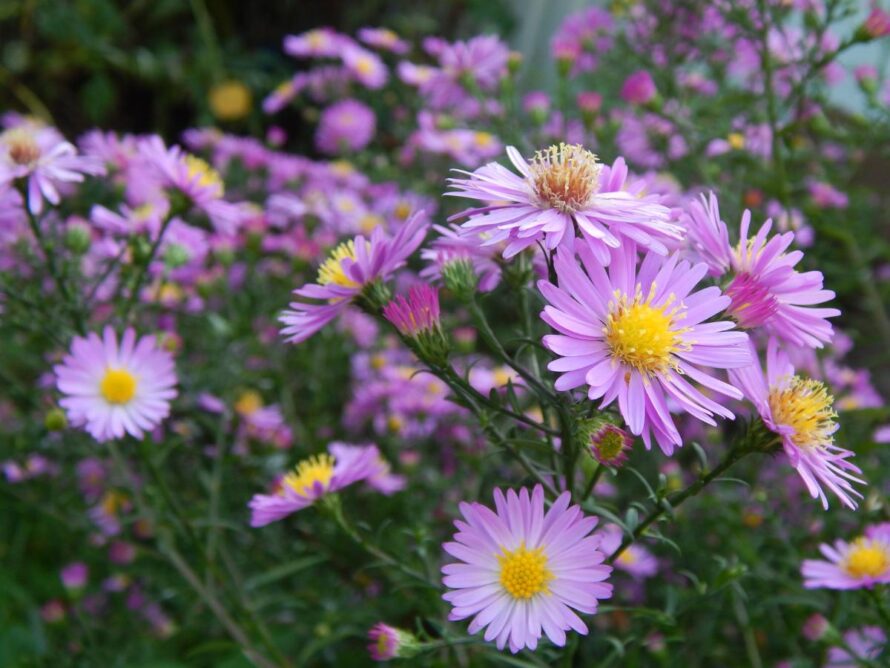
387;415;404;433
376;632;390;655
235;390;263;416
617;549;637;566
100;368;138;405
529;143;601;213
498;543;552;600
843;539;890;579
208;81;252;121
282;454;335;496
768;376;836;450
354;56;375;75
474;131;494;147
604;287;685;376
2;128;41;166
359;213;383;233
317;240;361;288
727;132;746;150
393;201;412;220
184;155;224;197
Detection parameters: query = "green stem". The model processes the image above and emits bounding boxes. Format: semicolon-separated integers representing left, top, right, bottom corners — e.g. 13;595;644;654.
105;440;281;668
581;464;605;501
607;445;751;564
121;215;174;323
326;497;437;589
22;199;85;333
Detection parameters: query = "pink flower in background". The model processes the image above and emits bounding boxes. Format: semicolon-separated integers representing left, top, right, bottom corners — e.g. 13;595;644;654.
597;525;658;579
825;627;886;667
248;442;386;526
808;180;848;209
60;562;89;590
0;126;104;214
315;99;376;155
55;327;177;442
279;211;427;343
540;241;749;455
358;27;409;54
442;485;612;653
802;524;890;589
731;338;863;509
620;70;657;104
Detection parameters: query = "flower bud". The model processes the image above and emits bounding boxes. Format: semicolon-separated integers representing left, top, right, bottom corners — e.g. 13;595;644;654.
441;258;478;303
45;407;68;431
367;623;422;661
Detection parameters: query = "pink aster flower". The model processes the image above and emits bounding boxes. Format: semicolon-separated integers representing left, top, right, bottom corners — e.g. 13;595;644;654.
248;442;384;527
54;327;177;443
315;99;376;155
382;283;440;336
342;45;389;89
0;126;104;214
279;212;427;344
357;27;410;55
283;27;351;58
367;623;418;661
447;144;679;261
589;423;633;467
442;485;612;654
597;525;658;579
802;526;890;589
539;241;750;455
60;562;89;590
826;627;886;667
620;70;657;104
730;338;864;509
684;192;840;348
137;137;244;234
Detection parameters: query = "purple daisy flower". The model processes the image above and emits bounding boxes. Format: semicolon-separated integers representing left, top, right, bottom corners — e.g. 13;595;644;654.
802;528;890;590
54;327;178;442
825;627;886;667
315;99;376;156
138;137;245;234
248;442;385;527
442;485;612;654
685;192;840;348
0;126;104;214
730;338;864;509
447;144;679;262
279;211;427;344
539;240;750;455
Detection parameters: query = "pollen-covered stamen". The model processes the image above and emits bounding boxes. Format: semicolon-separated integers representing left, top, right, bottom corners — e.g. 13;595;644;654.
282;454;335;496
604;286;688;376
768;376;837;450
184;154;224;197
2;128;41;166
843;538;890;579
99;368;138;405
725;272;778;328
529;143;602;213
317;240;361;288
498;542;552;600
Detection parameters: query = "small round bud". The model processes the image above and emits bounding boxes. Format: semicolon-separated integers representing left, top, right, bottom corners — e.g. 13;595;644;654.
45;407;68;431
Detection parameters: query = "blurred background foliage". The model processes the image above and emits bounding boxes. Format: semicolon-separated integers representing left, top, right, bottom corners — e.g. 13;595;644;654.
0;0;514;137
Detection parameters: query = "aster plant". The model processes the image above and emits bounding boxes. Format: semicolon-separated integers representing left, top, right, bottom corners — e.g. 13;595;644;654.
2;3;890;667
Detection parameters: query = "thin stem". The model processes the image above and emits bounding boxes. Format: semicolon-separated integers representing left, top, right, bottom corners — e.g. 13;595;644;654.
580;464;605;501
121;215;174;323
607;445;750;564
867;587;890;629
105;440;280;668
326;497;437;589
22;199;85;333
